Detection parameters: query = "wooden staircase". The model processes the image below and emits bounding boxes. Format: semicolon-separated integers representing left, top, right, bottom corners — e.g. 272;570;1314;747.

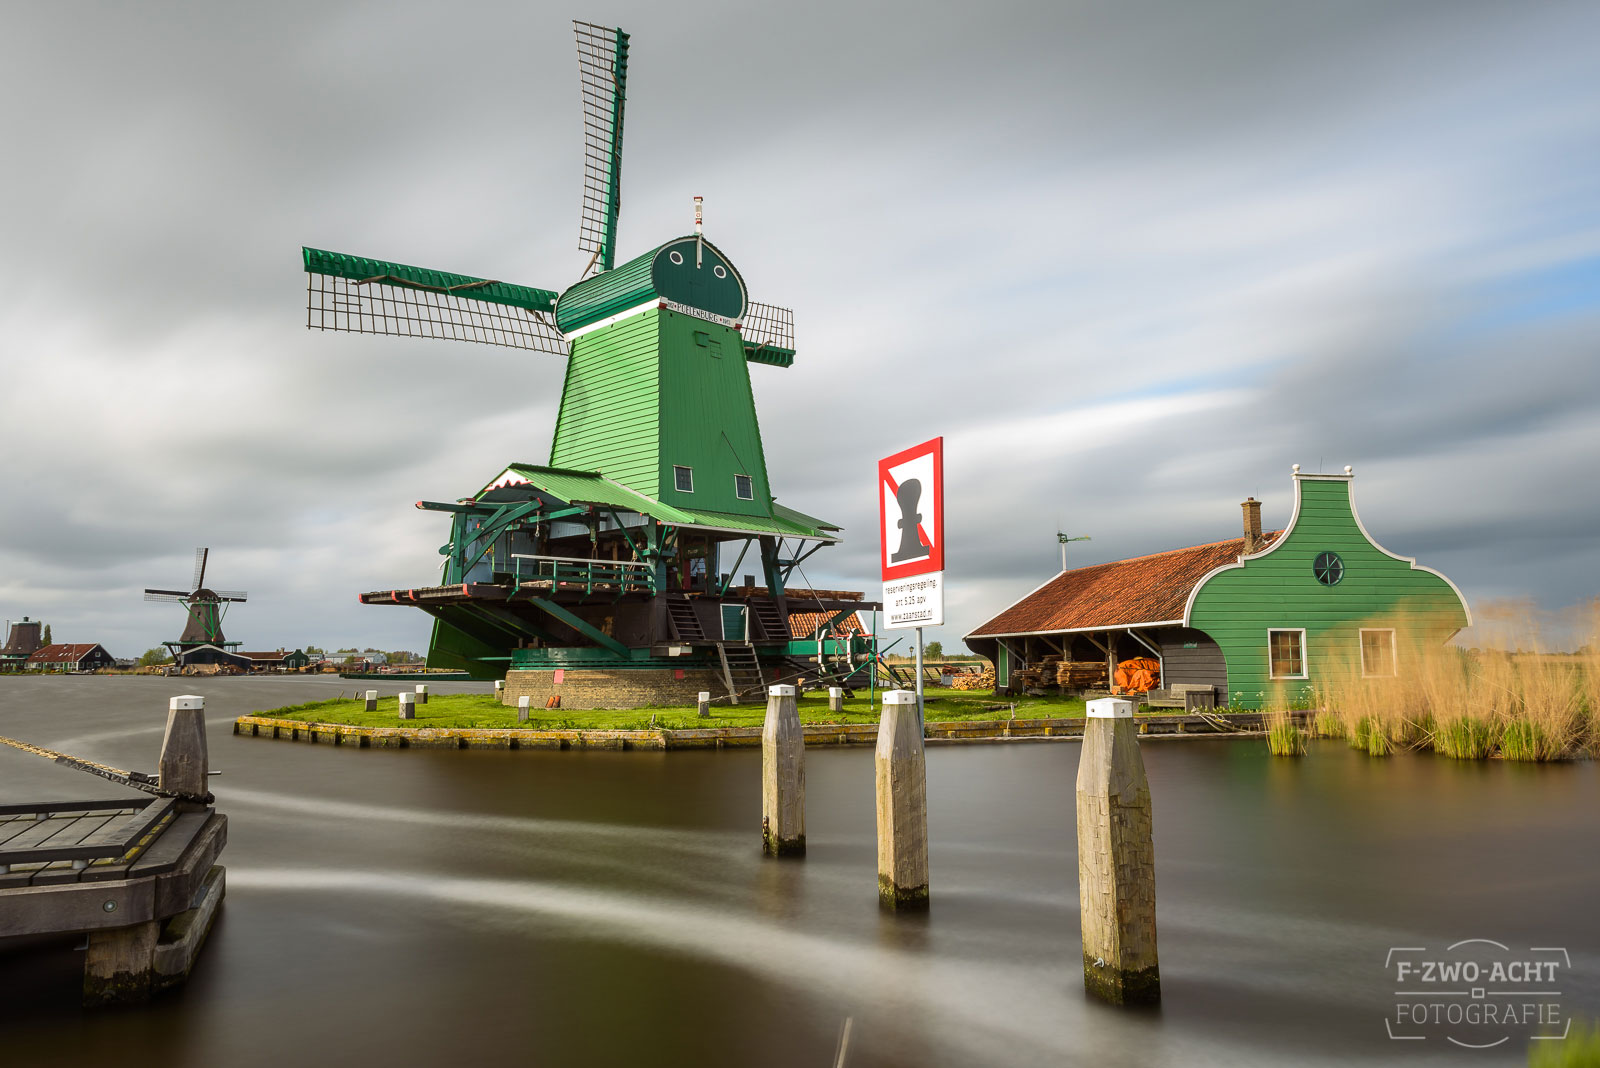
748;598;788;643
716;642;765;704
666;598;705;642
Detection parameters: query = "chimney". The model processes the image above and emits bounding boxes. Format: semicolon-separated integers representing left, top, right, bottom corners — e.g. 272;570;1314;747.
1241;497;1263;554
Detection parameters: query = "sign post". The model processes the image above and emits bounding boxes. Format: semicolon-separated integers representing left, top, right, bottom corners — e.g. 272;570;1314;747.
879;437;944;726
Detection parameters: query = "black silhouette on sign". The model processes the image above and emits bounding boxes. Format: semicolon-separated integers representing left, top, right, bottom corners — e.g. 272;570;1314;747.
891;479;931;563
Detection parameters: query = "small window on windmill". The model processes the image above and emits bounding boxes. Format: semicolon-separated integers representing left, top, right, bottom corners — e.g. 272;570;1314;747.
674;466;694;493
734;474;753;500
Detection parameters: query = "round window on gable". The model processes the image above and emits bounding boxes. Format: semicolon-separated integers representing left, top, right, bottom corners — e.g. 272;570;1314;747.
669;250;684;265
1313;551;1344;586
713;264;727;279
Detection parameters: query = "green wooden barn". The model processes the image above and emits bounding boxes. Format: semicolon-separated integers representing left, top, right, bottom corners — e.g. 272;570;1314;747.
964;467;1470;709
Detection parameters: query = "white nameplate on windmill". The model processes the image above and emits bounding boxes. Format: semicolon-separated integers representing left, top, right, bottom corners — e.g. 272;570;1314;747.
658;300;736;328
879;437;945;631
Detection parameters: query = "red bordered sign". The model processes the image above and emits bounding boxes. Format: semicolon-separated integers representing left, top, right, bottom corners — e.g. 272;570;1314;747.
879;437;944;581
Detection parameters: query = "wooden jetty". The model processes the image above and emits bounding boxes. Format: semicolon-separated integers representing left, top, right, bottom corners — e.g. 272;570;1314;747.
0;695;227;1006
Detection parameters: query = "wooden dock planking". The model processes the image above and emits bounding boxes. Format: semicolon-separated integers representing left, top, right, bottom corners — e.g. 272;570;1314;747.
2;695;228;1006
0;798;179;890
0;813;225;938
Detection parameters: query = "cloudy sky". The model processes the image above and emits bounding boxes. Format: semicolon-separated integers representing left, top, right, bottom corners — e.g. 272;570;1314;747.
2;0;1597;657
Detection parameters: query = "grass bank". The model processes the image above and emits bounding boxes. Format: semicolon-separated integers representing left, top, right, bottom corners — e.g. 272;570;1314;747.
261;689;1090;731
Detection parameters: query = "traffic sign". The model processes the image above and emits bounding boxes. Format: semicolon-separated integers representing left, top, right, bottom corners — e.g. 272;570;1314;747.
879;437;944;581
879;437;944;631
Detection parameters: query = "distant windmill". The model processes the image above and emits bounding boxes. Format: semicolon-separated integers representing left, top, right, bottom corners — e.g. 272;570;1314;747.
144;548;248;655
1057;531;1091;572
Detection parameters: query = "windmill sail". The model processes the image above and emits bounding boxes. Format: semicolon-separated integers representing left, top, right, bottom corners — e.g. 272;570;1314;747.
303;247;569;355
192;547;209;591
574;20;629;277
741;301;797;367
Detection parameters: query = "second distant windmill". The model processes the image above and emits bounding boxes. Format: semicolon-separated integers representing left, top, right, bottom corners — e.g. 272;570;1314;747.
144;548;249;658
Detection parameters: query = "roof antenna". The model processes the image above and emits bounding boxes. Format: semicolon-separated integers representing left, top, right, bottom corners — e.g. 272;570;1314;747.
694;195;704;268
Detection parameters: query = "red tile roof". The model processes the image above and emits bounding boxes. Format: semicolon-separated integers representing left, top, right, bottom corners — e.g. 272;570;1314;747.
27;643;108;664
787;611;868;639
965;533;1279;637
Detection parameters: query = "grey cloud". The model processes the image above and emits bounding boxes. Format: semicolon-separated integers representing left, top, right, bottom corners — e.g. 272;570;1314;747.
2;0;1598;655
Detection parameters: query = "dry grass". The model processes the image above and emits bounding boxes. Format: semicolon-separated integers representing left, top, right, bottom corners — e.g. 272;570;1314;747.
1315;601;1600;762
1320;656;1420;757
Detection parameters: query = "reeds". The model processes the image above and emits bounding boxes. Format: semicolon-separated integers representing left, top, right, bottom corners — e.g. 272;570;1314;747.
1263;697;1307;756
1309;601;1600;762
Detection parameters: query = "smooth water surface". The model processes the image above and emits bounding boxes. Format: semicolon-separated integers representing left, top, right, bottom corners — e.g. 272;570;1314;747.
1;676;1595;1066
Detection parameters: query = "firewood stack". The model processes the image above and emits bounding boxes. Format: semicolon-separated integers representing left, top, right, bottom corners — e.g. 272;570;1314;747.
951;667;996;690
1057;661;1110;689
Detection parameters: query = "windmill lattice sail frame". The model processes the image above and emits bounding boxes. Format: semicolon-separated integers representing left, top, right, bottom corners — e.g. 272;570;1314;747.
306;267;568;355
574;20;628;277
741;302;795;354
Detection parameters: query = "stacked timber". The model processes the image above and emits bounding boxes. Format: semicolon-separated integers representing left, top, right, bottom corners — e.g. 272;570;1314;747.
951;668;995;690
1058;661;1110;689
1014;654;1064;689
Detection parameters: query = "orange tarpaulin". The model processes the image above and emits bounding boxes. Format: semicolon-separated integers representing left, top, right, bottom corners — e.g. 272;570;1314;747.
1113;657;1160;694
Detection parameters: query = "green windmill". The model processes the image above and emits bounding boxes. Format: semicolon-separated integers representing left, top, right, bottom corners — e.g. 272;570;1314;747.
301;20;869;699
145;547;249;658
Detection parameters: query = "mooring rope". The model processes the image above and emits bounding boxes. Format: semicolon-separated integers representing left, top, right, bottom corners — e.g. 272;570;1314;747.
0;733;168;797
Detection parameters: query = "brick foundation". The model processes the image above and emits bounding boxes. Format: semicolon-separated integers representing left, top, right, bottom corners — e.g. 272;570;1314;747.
503;667;729;710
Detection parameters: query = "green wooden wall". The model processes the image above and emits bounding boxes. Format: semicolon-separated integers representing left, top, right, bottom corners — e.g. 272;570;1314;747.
548;307;772;517
655;309;771;517
1187;475;1468;708
549;310;662;497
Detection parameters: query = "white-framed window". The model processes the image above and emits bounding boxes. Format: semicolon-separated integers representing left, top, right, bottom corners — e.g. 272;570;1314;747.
1268;628;1307;679
734;474;753;500
673;465;694;493
1360;628;1397;677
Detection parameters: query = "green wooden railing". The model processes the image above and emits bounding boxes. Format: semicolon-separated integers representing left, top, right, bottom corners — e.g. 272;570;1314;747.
511;554;655;596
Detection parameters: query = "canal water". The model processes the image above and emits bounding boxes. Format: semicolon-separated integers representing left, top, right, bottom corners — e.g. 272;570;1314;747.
1;676;1596;1066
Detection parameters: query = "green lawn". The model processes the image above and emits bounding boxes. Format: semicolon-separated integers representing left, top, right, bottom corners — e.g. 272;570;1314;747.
255;689;1089;731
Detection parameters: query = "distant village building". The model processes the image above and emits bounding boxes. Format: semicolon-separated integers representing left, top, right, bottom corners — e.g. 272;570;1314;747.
242;649;313;672
964;468;1470;709
27;643;116;672
2;617;45;671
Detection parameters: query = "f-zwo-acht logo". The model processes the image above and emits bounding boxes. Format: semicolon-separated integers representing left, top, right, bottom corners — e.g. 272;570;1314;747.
1386;940;1571;1049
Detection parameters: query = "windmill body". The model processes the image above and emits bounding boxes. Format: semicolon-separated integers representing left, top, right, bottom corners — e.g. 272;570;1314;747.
303;20;869;698
145;548;251;668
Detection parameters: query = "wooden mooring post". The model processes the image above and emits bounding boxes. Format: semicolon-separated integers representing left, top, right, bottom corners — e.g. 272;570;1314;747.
398;692;415;720
364;689;377;712
158;694;208;803
517;695;531;723
415;684;429;705
1076;697;1160;1005
761;684;805;857
828;686;844;714
876;689;928;910
697;691;711;719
